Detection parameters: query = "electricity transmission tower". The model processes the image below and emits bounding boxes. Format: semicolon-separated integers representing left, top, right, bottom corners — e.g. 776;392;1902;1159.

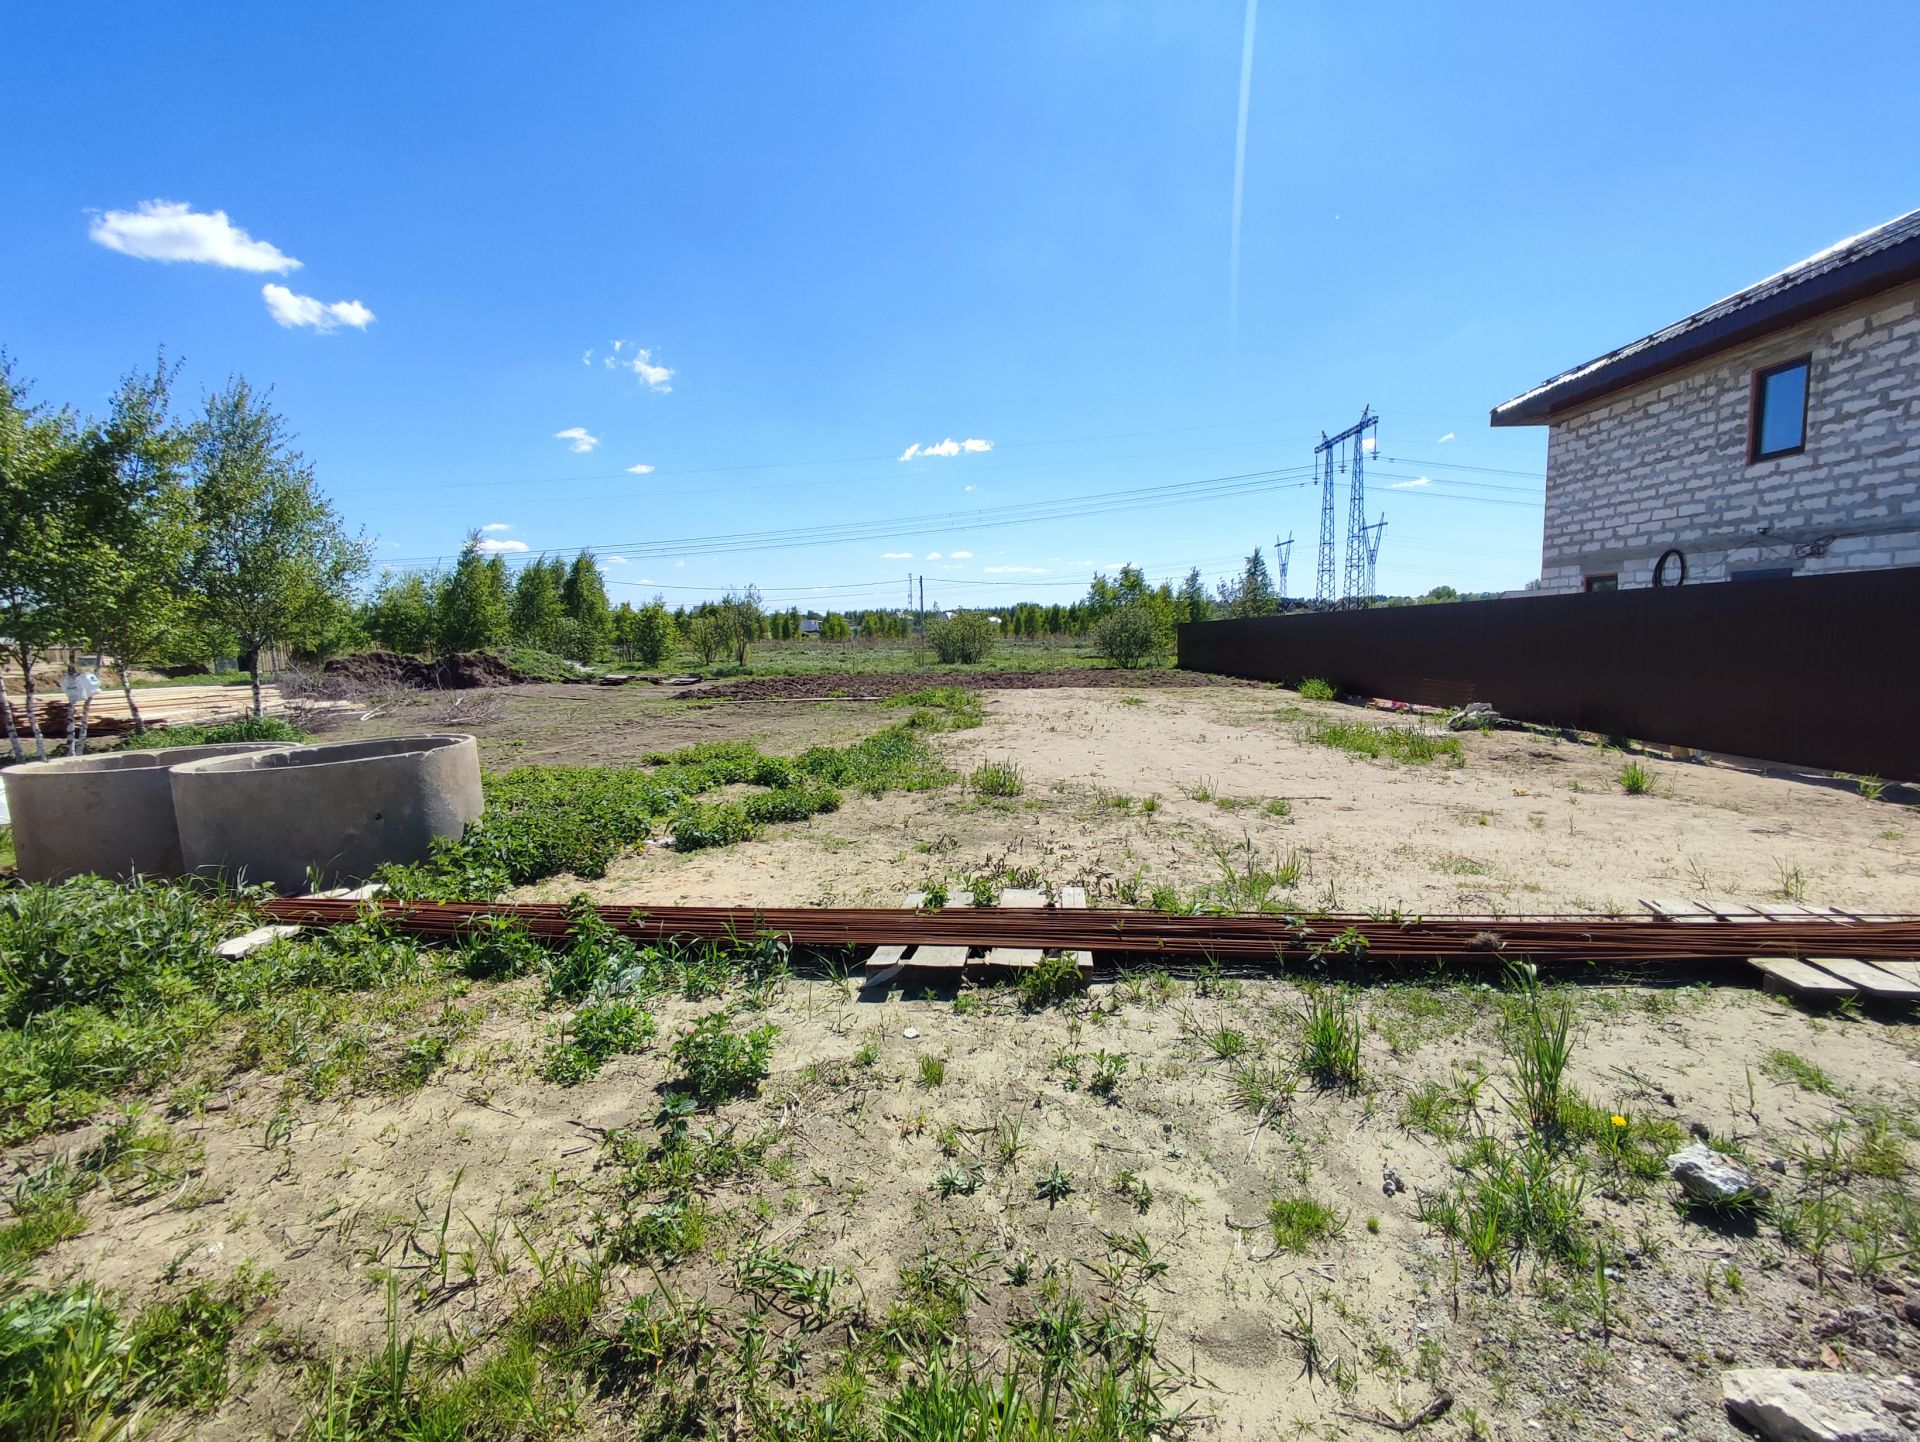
1313;406;1377;608
1273;533;1294;602
1362;514;1387;602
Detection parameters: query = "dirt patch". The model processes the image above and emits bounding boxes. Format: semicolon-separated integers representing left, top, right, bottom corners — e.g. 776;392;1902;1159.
532;686;1920;915
322;650;543;691
695;668;1256;701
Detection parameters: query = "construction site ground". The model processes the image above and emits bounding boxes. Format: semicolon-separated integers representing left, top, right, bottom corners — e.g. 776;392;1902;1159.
334;677;1920;918
12;672;1920;1440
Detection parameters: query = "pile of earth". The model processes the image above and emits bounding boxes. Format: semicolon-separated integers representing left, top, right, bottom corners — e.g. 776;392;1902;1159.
695;668;1255;701
322;651;529;691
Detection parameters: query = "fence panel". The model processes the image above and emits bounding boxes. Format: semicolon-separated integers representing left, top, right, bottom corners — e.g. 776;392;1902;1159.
1176;567;1920;779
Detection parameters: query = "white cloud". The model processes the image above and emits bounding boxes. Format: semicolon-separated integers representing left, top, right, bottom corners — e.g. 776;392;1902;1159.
261;284;374;332
581;349;594;366
899;437;992;462
881;551;914;559
480;522;512;533
90;200;300;272
1361;436;1377;453
674;559;685;568
950;550;974;559
1437;431;1456;443
475;537;529;554
602;344;674;392
925;551;942;560
1389;475;1431;490
626;463;655;475
603;555;629;564
964;484;974;492
985;565;1048;575
554;427;599;453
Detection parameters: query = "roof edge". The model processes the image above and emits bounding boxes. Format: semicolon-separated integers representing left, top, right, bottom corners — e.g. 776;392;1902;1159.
1491;223;1920;428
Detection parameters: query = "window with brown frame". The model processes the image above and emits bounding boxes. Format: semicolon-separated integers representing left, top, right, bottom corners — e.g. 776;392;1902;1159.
1748;355;1810;462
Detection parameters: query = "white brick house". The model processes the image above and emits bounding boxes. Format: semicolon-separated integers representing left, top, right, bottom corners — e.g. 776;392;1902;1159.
1493;209;1920;593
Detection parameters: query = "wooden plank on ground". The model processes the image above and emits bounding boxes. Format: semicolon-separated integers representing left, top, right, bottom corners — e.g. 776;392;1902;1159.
1807;958;1920;998
1704;902;1768;923
1057;885;1094;977
1645;897;1718;923
216;924;301;960
980;888;1046;969
1864;960;1920;984
1748;956;1857;997
1757;903;1851;923
905;893;971;972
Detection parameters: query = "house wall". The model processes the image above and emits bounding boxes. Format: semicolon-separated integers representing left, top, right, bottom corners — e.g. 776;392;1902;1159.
1538;278;1920;592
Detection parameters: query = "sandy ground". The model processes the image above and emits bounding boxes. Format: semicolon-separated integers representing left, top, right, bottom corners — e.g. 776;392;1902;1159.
505;686;1918;917
35;970;1920;1440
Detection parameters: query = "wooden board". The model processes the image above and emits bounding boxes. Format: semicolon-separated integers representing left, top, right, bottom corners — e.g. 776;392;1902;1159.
216;924;301;960
1704;902;1768;923
1865;959;1920;983
980;889;1047;968
1809;957;1920;998
1644;897;1717;923
1748;956;1857;997
862;887;1093;985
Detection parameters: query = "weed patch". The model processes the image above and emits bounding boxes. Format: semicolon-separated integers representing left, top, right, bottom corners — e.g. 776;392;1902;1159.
1303;720;1461;766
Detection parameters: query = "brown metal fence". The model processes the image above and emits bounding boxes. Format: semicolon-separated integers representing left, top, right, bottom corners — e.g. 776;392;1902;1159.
1176;566;1920;779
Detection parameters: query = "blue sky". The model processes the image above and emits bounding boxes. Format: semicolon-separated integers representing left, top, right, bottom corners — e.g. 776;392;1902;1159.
6;3;1917;610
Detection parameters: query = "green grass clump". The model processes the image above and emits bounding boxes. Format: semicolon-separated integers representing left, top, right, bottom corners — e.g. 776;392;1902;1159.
883;687;985;731
670;1013;778;1106
541;1001;656;1086
1298;990;1363;1089
1017;954;1084;1011
968;761;1024;797
1303;719;1461;765
1762;1048;1838;1096
1296;677;1337;701
1267;1195;1343;1252
671;802;754;852
120;715;307;750
1616;761;1652;795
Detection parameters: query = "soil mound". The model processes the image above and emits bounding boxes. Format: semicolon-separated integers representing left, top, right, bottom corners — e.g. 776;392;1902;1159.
696;668;1253;701
323;651;524;691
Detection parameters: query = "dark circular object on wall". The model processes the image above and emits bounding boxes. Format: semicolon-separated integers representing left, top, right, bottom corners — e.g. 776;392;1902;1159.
1652;548;1687;588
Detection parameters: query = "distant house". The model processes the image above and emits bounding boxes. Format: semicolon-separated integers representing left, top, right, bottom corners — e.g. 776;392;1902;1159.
799;619;823;637
1493;208;1920;592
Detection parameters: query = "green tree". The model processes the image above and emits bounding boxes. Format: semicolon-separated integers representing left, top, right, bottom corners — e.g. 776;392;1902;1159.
1095;603;1162;668
561;550;610;650
1176;566;1214;625
718;586;763;666
820;612;852;642
510;558;565;650
1239;549;1278;617
0;357;76;758
364;570;440;655
186;379;370;718
632;599;676;668
437;537;511;652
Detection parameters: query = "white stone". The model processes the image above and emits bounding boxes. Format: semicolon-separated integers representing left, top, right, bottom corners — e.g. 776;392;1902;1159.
1721;1368;1920;1442
1668;1143;1767;1204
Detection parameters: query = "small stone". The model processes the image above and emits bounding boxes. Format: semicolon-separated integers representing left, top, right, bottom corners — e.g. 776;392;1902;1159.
1668;1143;1768;1205
902;1028;919;1040
1769;1158;1790;1174
1904;1297;1920;1328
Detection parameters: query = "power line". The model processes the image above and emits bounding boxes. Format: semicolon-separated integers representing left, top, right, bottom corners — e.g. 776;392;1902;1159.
383;465;1322;568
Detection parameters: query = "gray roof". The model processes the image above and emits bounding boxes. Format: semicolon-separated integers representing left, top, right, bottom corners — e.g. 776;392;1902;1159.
1492;207;1920;426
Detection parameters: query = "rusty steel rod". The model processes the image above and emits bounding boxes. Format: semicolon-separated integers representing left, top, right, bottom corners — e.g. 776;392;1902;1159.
260;897;1920;965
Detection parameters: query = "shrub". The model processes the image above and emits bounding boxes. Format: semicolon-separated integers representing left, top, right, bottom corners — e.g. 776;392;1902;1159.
1093;604;1162;669
1296;677;1336;701
925;612;996;665
1299;991;1363;1089
968;761;1024;797
1616;761;1652;795
671;802;753;851
1017;954;1083;1010
121;716;306;750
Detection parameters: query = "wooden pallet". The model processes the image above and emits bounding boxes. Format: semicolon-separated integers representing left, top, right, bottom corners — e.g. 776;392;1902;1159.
1638;898;1917;1000
862;887;1094;988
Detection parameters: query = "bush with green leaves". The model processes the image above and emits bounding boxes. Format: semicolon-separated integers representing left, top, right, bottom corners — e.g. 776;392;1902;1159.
1017;953;1083;1010
669;1013;778;1106
121;715;307;750
1093;603;1163;669
542;1001;656;1085
925;611;996;664
1296;677;1337;701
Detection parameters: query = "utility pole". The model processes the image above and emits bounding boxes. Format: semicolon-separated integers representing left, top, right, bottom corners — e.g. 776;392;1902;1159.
1274;532;1294;602
917;575;926;664
1313;406;1378;608
1362;513;1387;603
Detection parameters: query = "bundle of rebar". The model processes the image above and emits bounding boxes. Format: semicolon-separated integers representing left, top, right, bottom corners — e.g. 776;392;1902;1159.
260;897;1920;966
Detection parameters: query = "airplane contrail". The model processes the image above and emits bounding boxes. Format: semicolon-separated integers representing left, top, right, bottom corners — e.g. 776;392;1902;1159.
1229;0;1260;343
